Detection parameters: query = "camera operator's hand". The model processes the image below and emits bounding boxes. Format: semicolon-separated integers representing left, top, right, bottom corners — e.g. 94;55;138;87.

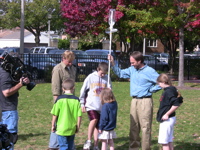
20;77;30;86
2;77;29;97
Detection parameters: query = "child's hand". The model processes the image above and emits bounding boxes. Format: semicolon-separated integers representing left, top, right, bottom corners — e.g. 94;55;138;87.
75;125;79;133
162;114;169;121
98;130;102;133
81;106;86;113
51;126;56;133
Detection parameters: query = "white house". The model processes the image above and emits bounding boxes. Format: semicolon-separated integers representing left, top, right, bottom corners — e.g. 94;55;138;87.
0;29;49;48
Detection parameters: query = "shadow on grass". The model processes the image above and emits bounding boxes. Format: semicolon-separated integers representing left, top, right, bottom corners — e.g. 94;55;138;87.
174;142;200;150
18;133;49;141
71;138;160;150
44;137;200;150
115;136;129;150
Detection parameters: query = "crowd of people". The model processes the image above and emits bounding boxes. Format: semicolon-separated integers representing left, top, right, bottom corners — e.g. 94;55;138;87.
0;50;183;150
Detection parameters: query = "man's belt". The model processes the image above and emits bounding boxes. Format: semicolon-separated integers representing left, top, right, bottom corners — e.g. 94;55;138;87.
132;96;152;99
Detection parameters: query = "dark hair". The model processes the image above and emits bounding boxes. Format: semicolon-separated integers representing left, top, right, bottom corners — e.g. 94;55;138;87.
97;62;108;72
130;51;144;63
157;73;172;86
62;78;75;90
100;88;116;104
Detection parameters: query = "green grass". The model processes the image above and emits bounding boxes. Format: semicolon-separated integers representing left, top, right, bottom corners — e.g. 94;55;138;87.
14;82;200;150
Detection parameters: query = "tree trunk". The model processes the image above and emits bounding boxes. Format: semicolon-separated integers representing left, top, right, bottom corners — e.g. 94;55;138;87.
178;27;184;87
35;34;40;47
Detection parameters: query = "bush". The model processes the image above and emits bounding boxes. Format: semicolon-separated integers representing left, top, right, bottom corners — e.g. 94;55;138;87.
58;39;70;49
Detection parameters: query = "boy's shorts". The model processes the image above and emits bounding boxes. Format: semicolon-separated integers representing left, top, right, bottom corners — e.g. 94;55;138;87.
158;116;176;144
87;110;100;121
87;110;100;128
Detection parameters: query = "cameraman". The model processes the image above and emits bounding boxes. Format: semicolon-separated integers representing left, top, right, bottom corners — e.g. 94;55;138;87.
0;64;30;150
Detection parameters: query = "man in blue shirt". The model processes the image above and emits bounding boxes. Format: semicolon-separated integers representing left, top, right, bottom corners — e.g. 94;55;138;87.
108;51;161;150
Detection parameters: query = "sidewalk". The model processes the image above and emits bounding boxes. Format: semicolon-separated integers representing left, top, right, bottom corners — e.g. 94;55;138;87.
184;80;200;83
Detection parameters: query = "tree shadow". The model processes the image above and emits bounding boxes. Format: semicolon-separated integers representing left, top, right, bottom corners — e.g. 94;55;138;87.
174;141;200;150
18;133;49;141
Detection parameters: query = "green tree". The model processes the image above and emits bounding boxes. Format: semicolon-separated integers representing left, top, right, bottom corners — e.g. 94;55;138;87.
121;0;199;86
1;0;63;46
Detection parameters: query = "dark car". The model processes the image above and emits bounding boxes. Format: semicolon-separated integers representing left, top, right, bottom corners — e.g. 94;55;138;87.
85;49;118;59
77;49;119;75
49;49;89;64
0;48;5;55
144;55;169;72
152;53;169;63
4;47;30;54
23;54;57;79
48;50;91;74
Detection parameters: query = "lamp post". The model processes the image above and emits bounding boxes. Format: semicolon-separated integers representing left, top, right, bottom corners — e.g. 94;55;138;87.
106;9;117;87
20;0;24;54
48;14;52;47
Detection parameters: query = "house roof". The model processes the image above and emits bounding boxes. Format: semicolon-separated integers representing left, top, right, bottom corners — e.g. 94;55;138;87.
0;29;32;39
0;29;49;44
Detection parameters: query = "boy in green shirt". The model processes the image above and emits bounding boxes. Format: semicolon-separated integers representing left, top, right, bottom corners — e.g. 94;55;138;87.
51;78;82;150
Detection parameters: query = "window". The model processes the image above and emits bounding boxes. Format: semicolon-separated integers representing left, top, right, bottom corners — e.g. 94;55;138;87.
147;39;157;47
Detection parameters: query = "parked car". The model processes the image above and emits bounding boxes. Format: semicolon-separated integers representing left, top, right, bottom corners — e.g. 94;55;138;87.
3;47;30;54
0;48;5;55
85;49;118;59
30;47;59;54
47;50;91;74
184;51;200;57
49;50;89;64
78;49;119;75
144;55;169;72
23;54;57;79
151;53;169;63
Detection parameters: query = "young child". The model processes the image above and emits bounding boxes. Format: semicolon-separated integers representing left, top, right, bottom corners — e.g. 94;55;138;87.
79;62;111;150
51;78;82;150
98;88;118;150
156;73;183;150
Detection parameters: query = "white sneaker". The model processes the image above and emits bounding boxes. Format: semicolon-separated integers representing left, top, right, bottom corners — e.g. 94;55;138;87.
83;140;92;149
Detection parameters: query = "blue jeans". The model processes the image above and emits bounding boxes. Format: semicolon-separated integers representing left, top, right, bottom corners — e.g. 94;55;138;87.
57;134;75;150
1;110;18;150
49;132;59;148
49;132;76;149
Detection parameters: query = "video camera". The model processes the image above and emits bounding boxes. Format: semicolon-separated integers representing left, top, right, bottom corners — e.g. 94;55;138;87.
0;52;36;91
0;124;13;150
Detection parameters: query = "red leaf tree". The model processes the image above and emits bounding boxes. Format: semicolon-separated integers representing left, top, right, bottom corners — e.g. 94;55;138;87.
61;0;124;37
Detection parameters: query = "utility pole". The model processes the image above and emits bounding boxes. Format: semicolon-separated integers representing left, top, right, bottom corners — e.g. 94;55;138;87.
20;0;24;54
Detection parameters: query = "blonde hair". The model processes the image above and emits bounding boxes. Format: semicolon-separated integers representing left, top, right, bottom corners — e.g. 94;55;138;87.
62;50;75;61
157;73;172;86
99;88;116;104
62;78;75;90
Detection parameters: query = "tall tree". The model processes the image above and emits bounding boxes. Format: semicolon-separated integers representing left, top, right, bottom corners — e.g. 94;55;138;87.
61;0;200;87
1;0;63;46
165;0;200;86
61;0;127;50
121;0;200;86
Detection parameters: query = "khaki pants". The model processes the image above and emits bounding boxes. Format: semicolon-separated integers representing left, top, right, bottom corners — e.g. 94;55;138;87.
129;98;153;150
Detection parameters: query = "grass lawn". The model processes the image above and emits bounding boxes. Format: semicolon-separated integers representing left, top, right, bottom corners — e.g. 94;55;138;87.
14;82;200;150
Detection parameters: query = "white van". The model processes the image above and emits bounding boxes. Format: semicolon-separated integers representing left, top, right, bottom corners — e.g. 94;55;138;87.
30;47;59;54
